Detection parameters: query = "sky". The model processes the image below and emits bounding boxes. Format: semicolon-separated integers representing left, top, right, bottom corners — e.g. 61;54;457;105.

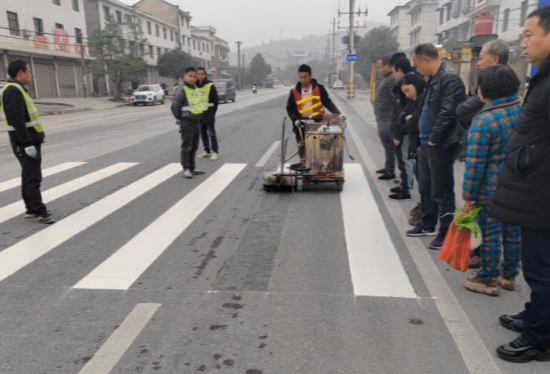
117;0;403;47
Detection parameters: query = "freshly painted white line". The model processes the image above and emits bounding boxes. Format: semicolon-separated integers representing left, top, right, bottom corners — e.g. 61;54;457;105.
74;163;247;290
78;303;161;374
338;97;503;374
0;164;181;284
255;141;281;167
341;164;417;298
0;163;136;225
0;144;7;147
0;162;87;193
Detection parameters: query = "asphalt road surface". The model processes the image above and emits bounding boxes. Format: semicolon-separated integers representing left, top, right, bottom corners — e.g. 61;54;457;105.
0;87;545;374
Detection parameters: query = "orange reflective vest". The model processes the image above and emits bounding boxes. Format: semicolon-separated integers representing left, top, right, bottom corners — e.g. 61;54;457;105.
292;85;326;119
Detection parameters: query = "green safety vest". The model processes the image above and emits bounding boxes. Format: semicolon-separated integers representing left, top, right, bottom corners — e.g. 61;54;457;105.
197;83;214;111
183;85;203;115
1;82;44;133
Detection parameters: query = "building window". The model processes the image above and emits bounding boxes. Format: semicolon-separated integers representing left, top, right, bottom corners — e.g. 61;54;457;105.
155;24;160;37
139;44;145;56
53;0;61;5
7;12;19;36
75;28;83;43
103;6;110;20
125;14;132;23
439;9;444;25
446;4;451;21
193;40;196;50
34;18;44;36
520;1;529;26
163;27;167;39
170;30;174;41
187;19;190;29
147;21;152;35
157;46;162;58
55;23;64;30
503;8;510;32
188;38;191;47
137;18;143;32
72;0;79;12
116;10;122;23
149;45;154;58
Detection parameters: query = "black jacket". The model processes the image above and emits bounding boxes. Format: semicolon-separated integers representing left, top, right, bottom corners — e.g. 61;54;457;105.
286;79;340;122
393;72;426;141
171;82;203;125
1;78;45;146
490;55;550;229
196;79;219;124
421;62;466;149
456;94;484;130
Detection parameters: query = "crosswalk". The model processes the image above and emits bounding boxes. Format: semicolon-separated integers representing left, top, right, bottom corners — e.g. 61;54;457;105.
0;159;416;298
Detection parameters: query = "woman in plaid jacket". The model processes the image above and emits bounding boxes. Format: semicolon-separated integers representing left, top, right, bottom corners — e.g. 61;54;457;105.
462;65;522;297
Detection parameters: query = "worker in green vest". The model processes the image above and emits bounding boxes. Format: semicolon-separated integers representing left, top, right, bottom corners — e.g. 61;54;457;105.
0;60;54;224
196;68;220;161
171;67;204;179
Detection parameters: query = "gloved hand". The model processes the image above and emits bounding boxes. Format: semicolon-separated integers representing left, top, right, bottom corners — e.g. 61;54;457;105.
24;146;38;159
175;120;181;126
294;120;304;127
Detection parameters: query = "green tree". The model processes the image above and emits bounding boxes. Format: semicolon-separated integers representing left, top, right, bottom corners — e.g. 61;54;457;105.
88;16;148;99
356;26;399;80
249;53;272;83
157;49;196;82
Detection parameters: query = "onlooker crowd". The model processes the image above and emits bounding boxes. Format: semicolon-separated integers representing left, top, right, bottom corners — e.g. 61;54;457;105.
370;5;550;363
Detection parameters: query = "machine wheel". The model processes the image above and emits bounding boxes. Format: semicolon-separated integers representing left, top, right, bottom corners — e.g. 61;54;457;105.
302;178;311;192
161;97;165;105
232;96;236;103
336;179;344;192
152;98;157;106
132;103;137;106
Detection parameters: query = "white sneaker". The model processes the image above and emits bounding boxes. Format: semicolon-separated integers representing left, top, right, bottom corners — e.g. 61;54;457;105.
197;152;211;159
211;152;219;161
183;170;193;179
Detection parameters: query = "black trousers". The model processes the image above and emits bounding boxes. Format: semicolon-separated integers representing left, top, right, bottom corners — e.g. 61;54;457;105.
521;228;550;347
11;143;48;215
180;122;201;171
200;122;219;153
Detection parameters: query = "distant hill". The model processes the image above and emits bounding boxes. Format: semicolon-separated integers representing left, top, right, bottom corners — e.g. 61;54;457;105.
231;22;388;68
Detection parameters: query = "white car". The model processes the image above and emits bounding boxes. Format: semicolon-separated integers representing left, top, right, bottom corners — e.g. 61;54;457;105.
132;84;165;106
333;81;345;90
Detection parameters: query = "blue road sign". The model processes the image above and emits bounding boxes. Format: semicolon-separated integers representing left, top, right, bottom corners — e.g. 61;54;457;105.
347;54;358;62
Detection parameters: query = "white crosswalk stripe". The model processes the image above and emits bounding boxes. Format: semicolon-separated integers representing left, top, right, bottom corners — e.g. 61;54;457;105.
0;163;137;225
74;163;247;290
0;162;86;193
341;164;416;298
0;164;181;284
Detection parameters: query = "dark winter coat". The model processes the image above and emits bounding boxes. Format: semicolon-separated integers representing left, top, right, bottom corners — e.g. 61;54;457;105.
196;79;219;124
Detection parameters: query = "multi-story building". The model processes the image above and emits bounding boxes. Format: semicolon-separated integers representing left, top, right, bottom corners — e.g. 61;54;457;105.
213;36;231;79
0;0;91;98
407;0;439;53
191;26;215;74
84;0;181;94
388;2;413;52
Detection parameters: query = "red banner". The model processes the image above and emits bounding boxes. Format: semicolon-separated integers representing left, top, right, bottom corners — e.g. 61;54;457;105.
33;35;49;49
53;28;70;52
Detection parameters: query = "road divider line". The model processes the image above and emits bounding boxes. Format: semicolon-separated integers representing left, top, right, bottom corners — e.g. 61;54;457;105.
0;163;137;225
0;162;87;193
255;141;281;167
73;163;247;290
341;164;417;298
78;303;161;374
0;164;181;284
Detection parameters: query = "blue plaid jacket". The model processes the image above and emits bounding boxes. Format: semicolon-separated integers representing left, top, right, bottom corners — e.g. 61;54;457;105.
462;94;522;204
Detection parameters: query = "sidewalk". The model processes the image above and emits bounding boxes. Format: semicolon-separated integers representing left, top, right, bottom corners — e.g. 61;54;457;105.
35;97;132;116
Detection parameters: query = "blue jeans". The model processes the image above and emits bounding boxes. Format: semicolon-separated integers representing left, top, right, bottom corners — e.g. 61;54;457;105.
201;122;218;153
418;143;457;234
395;135;414;193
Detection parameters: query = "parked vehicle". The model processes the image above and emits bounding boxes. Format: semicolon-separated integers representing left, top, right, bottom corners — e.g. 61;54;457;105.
283;81;291;87
264;78;275;89
213;80;236;103
0;80;6;99
333;81;345;90
132;84;165;106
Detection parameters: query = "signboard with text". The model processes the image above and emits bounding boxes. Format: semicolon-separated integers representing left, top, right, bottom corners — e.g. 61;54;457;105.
54;28;70;52
347;54;358;62
33;35;49;49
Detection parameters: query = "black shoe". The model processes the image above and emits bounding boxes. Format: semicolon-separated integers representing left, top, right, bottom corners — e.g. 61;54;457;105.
429;233;445;250
390;186;402;193
500;313;525;333
376;168;386;174
389;191;411;200
35;215;55;224
378;173;396;181
406;225;436;237
497;335;550;363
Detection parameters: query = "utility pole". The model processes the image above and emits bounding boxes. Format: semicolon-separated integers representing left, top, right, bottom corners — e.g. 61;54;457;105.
331;18;337;87
242;54;246;86
339;1;367;100
78;30;88;98
236;41;243;89
326;36;331;86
